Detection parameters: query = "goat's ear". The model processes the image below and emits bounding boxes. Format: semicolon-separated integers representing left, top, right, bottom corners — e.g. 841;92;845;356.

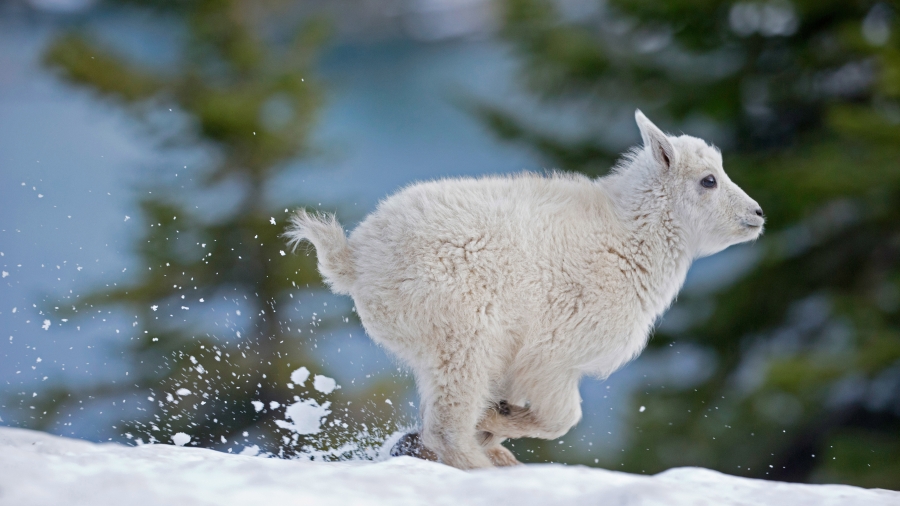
635;109;676;170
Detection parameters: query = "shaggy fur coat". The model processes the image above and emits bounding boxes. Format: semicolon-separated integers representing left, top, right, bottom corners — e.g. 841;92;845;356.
286;111;764;469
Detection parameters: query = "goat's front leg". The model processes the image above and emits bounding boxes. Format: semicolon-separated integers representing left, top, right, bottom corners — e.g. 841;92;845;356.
475;413;522;467
477;377;583;441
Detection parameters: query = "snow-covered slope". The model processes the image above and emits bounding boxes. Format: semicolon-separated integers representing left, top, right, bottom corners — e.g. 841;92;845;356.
0;427;895;506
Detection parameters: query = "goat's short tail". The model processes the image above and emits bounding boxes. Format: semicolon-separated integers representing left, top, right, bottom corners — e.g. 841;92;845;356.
284;210;355;295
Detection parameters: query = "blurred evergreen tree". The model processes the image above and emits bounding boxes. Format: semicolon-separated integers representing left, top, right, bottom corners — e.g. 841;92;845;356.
482;0;900;488
33;0;399;456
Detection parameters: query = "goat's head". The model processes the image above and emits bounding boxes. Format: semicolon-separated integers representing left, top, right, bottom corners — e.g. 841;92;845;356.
634;110;764;257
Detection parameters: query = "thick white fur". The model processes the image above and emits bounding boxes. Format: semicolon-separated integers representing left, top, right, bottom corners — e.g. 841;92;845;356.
285;111;764;469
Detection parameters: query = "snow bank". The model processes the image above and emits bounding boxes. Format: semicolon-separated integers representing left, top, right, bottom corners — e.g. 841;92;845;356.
0;427;895;506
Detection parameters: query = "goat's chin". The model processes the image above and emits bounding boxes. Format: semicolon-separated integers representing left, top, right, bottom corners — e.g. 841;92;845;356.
743;224;764;241
696;242;732;258
697;229;762;258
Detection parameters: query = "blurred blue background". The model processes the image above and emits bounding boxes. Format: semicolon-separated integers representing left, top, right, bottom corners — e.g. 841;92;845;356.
1;0;641;456
2;0;898;488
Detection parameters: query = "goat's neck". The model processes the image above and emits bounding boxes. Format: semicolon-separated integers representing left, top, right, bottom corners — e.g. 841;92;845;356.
604;174;693;316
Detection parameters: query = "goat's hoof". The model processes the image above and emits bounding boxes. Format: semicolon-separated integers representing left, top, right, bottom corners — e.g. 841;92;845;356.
486;444;522;467
390;432;438;461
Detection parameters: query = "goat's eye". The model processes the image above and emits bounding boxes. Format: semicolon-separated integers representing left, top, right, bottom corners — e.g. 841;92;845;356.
700;175;717;189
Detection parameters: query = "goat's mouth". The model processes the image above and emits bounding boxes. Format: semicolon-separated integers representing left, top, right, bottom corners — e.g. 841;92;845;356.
741;221;765;235
743;224;764;239
742;219;765;229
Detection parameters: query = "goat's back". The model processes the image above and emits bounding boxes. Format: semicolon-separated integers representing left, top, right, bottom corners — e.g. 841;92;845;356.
351;173;611;282
345;174;621;348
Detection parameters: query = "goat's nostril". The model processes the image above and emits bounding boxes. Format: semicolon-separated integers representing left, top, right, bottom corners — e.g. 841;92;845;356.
755;208;764;218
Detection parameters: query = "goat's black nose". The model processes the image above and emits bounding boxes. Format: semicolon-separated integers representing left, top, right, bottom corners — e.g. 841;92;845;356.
755;208;764;217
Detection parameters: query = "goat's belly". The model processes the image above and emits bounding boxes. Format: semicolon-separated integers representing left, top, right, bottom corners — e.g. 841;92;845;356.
575;322;651;378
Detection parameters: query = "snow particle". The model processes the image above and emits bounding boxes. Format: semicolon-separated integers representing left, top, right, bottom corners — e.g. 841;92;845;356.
385;399;393;405
269;217;276;225
639;406;646;413
274;399;331;435
251;400;263;412
1;271;8;278
313;374;337;394
240;445;260;456
290;367;310;386
171;433;191;446
151;305;158;311
41;320;50;330
176;388;191;396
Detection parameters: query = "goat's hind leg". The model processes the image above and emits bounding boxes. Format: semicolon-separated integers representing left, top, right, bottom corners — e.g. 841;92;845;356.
418;340;495;469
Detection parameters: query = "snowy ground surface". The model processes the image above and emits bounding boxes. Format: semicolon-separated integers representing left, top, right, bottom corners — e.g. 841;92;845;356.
1;427;896;506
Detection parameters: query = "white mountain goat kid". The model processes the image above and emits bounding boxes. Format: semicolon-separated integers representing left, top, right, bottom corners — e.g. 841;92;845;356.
285;111;765;469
